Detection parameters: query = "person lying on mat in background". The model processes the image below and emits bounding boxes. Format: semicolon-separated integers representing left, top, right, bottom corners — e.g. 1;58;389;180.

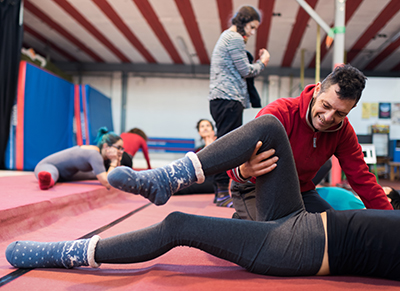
317;186;400;211
229;64;393;217
120;128;151;169
315;187;365;211
175;119;217;196
34;127;124;190
8;115;400;281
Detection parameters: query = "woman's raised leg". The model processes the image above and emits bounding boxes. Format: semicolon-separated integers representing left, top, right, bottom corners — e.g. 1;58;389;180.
197;114;305;221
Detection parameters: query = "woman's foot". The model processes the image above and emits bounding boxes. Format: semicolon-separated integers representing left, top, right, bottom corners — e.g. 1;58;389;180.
38;171;55;190
108;152;204;205
5;236;101;269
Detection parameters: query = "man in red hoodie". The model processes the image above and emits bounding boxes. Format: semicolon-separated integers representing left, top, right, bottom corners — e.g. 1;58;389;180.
229;64;393;219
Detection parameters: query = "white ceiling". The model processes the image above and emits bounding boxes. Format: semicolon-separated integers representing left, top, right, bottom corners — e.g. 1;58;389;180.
22;0;400;77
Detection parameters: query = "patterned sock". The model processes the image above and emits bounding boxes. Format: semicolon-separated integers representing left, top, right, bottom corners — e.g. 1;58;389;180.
216;195;233;208
5;236;101;269
108;152;205;206
38;171;55;190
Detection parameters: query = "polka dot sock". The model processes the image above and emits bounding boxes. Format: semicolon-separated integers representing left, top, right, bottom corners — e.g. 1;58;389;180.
5;236;101;269
108;152;204;205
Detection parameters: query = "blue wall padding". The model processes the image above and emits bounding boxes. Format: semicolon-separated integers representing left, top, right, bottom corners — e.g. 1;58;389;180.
23;63;74;170
147;138;195;153
85;85;114;144
5;63;116;171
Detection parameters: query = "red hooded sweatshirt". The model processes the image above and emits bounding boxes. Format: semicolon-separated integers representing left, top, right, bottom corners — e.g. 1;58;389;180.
228;84;392;210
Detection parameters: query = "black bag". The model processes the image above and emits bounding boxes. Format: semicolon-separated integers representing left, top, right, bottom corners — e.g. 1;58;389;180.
246;51;262;108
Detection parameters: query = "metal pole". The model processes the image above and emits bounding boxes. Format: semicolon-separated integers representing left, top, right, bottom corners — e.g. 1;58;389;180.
330;0;346;187
315;25;320;83
332;0;346;68
296;0;331;35
120;72;127;133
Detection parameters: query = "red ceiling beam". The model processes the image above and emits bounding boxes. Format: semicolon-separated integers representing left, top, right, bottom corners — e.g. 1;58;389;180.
308;0;363;69
53;0;130;63
255;0;275;57
132;0;183;64
281;0;318;67
92;0;157;63
216;0;233;32
24;24;80;62
24;0;104;62
364;36;400;71
175;0;210;64
347;0;400;64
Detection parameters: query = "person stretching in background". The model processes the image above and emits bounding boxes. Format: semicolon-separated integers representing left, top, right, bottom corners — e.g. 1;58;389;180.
34;127;123;190
120;128;151;169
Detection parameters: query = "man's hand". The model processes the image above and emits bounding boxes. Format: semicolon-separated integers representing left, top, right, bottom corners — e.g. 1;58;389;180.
239;141;279;179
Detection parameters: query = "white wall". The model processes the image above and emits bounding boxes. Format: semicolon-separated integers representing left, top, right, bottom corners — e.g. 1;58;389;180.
79;73;400;144
347;77;400;140
77;73;268;142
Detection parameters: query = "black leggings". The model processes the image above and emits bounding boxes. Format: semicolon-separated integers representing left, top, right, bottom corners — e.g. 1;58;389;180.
327;209;400;281
95;115;325;276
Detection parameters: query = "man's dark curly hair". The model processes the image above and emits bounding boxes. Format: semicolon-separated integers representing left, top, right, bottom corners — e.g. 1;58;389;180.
319;64;367;105
231;6;260;37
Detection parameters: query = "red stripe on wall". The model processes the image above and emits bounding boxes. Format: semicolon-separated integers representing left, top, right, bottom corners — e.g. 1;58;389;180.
74;85;83;146
81;86;90;145
16;61;27;170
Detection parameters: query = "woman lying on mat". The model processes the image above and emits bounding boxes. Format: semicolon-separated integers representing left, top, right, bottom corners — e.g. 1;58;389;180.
8;115;400;281
34;127;125;190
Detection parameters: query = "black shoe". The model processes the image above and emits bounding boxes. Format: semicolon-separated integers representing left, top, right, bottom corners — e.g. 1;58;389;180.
232;212;241;219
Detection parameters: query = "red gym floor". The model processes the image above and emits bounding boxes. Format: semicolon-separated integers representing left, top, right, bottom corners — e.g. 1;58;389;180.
1;174;400;290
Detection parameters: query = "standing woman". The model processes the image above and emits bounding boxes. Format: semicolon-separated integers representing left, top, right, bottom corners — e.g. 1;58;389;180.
34;127;123;190
208;5;270;206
